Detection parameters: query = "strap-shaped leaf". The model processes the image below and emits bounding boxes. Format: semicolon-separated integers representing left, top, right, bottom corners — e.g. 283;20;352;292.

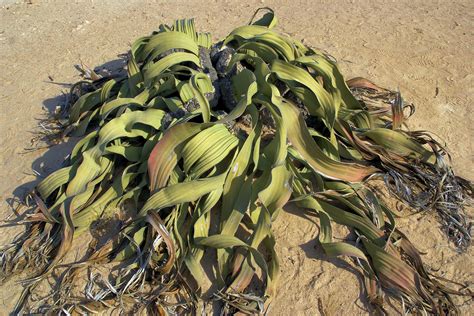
361;128;435;163
277;100;378;182
148;123;203;191
139;31;199;62
144;52;201;84
272;59;335;126
140;172;227;216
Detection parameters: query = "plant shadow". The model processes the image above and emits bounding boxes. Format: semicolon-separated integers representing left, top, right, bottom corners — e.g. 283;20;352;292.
0;54;135;314
284;203;373;314
3;55;128;221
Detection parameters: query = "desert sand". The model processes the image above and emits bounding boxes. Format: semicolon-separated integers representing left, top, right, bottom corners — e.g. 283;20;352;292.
0;0;472;315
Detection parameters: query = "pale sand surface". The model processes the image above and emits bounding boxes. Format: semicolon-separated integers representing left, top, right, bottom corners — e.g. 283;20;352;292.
0;0;473;314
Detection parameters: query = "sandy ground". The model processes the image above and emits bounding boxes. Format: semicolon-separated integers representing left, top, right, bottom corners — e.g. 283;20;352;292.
0;0;473;315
